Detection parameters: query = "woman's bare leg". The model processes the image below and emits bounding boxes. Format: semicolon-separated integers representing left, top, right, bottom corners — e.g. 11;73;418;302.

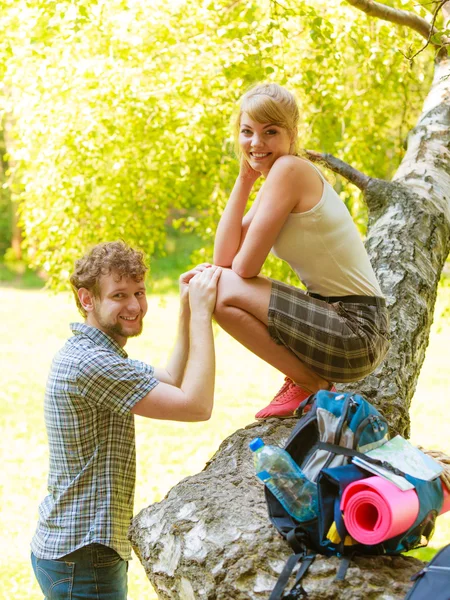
214;269;330;392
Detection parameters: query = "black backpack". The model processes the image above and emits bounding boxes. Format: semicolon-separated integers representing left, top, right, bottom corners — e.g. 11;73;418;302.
265;390;445;600
405;544;450;599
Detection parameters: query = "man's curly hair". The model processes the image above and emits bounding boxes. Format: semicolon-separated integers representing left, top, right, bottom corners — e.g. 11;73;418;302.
70;241;148;317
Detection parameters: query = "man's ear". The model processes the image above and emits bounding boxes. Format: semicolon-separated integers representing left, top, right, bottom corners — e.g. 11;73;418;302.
78;288;95;313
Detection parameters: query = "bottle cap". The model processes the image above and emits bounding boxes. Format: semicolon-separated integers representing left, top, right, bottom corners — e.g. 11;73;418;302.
249;437;264;452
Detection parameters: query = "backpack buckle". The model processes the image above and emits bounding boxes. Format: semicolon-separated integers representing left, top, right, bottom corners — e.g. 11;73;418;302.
286;527;309;554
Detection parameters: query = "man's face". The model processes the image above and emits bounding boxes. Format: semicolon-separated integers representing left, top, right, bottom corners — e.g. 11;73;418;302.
86;272;148;346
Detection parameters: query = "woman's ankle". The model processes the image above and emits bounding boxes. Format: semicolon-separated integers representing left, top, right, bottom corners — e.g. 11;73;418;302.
292;380;332;394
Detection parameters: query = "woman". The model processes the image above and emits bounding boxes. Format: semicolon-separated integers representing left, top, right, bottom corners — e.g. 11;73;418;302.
213;83;390;419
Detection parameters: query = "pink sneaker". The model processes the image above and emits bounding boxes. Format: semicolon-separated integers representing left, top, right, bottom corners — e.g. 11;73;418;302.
255;378;311;419
255;380;337;420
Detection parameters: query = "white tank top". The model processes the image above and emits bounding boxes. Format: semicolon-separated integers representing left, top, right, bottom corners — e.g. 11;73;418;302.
271;161;383;297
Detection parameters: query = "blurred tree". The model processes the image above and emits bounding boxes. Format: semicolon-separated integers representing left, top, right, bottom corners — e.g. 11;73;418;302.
1;0;448;595
0;0;432;284
0;125;13;257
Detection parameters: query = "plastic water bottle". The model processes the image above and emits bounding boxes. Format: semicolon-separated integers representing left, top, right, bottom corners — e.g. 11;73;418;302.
249;437;318;522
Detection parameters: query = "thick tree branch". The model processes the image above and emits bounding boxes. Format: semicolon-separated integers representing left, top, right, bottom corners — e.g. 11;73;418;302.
345;0;438;41
304;149;371;191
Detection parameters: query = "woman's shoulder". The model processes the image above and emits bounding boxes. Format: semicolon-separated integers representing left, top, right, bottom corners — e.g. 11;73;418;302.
271;154;301;170
271;155;322;176
270;155;324;186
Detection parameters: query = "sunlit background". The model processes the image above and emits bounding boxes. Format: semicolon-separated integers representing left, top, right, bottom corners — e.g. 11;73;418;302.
0;0;449;598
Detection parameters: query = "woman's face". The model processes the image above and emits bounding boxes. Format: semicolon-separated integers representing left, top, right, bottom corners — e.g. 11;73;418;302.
239;112;293;176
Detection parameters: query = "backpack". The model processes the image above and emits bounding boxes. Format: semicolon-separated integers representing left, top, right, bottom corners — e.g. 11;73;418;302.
265;390;444;600
404;544;450;599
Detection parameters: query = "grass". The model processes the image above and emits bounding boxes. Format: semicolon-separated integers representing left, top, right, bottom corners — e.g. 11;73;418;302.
0;262;46;289
0;279;449;599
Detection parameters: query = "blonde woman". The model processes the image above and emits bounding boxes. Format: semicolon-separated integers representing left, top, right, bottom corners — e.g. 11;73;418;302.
213;83;390;419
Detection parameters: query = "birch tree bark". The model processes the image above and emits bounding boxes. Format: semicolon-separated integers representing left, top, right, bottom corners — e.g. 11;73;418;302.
130;2;450;597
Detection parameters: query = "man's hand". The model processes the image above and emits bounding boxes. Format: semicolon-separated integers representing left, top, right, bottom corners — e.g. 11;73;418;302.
179;263;212;305
188;265;222;316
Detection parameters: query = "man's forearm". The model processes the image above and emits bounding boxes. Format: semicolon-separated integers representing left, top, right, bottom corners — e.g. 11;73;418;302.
132;266;220;422
180;310;215;419
164;301;190;387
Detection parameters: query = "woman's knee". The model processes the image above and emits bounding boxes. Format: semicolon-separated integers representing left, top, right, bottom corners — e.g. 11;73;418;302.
214;268;272;325
214;268;243;310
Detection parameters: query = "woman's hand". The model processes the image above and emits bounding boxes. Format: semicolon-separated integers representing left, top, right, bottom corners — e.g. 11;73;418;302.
239;157;261;186
188;265;222;316
179;263;212;306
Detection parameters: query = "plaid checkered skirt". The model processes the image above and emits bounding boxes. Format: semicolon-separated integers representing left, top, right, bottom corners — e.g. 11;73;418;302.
267;280;390;383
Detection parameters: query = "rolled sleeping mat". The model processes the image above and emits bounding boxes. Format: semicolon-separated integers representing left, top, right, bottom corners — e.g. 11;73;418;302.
341;476;450;545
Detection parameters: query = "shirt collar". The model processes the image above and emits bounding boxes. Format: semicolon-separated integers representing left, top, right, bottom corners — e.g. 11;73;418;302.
70;323;128;358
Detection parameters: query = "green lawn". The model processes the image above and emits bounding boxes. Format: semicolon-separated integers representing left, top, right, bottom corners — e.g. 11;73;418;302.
0;282;449;599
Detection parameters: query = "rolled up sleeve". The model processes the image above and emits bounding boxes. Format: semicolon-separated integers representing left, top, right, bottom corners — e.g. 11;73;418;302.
77;351;159;416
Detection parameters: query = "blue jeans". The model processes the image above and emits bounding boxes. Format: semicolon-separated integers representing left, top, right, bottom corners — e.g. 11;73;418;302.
31;544;128;600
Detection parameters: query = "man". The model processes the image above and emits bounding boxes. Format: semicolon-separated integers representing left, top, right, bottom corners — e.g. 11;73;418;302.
30;240;222;599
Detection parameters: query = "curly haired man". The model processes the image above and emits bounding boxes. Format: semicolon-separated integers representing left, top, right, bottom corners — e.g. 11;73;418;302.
31;241;221;600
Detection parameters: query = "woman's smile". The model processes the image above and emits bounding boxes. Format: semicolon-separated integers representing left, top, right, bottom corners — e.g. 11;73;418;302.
239;112;292;175
250;152;271;159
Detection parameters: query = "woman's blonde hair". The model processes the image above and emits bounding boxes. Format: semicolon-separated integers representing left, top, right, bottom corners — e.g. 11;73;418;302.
234;83;300;157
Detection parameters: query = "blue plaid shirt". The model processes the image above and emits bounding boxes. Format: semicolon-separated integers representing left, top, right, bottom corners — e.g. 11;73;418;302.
31;323;159;560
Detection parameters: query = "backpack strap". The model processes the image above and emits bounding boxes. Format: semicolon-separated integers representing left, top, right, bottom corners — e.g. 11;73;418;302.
335;555;353;581
269;553;316;600
334;495;347;544
286;527;309;554
269;553;303;600
292;553;316;586
296;393;315;413
317;442;407;478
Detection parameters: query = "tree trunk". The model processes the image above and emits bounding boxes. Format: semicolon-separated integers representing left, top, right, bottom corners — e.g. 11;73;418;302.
130;419;427;599
343;54;450;438
129;42;450;600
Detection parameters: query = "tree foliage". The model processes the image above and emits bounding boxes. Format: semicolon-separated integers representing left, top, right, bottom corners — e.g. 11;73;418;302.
0;0;435;287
